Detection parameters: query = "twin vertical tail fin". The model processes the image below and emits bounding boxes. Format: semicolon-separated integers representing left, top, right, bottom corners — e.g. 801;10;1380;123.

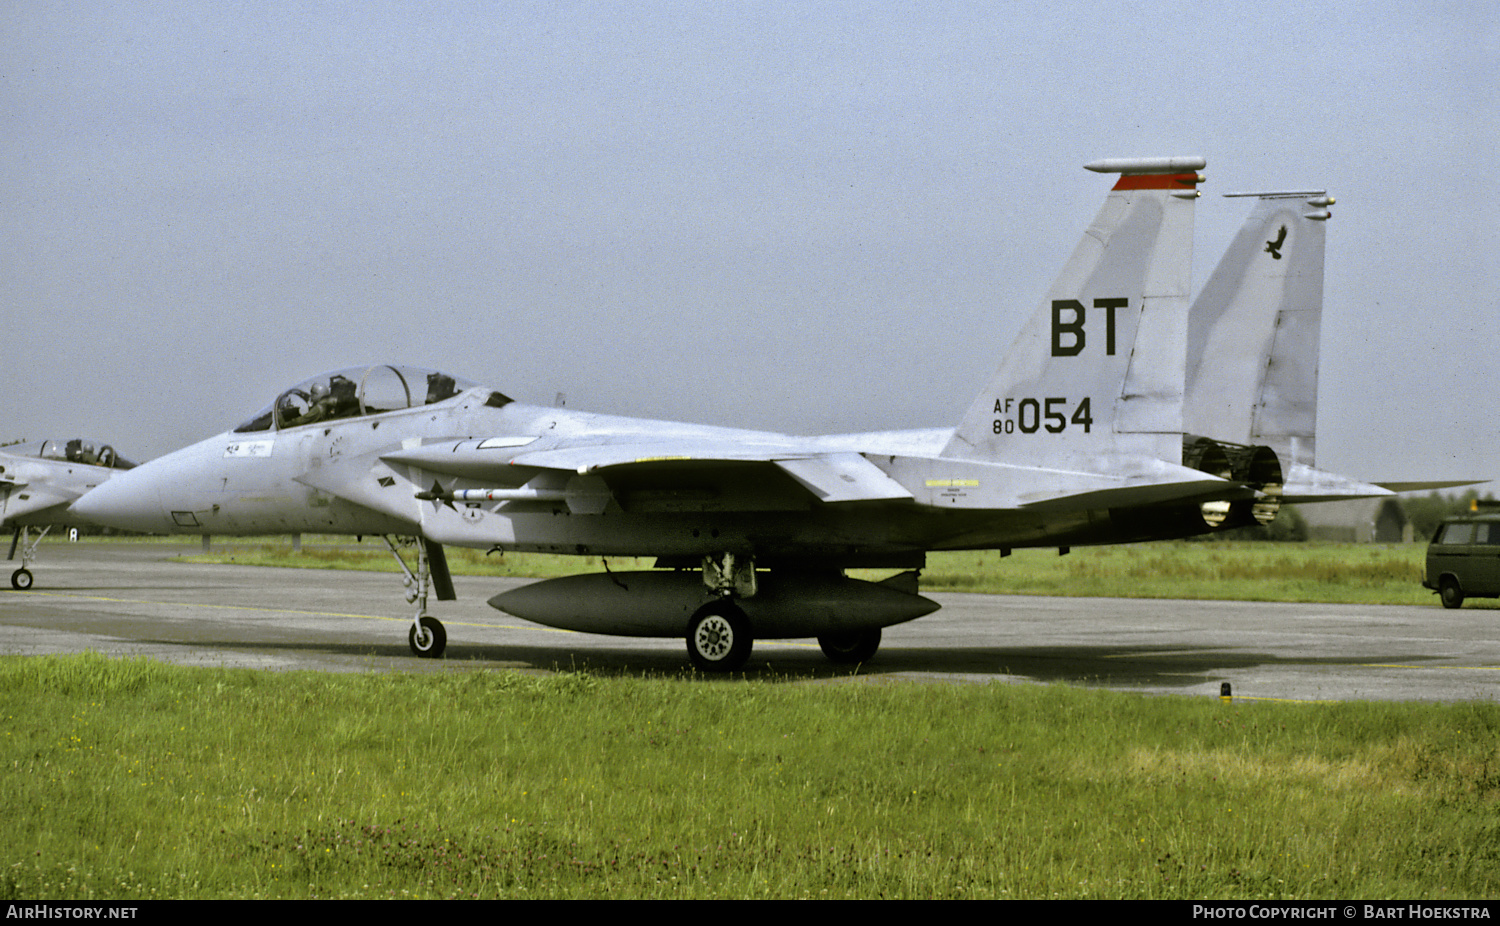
941;158;1203;471
1181;190;1386;508
1184;190;1332;474
1185;192;1469;504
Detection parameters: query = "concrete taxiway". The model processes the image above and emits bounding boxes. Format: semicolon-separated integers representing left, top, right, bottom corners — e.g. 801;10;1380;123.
1;542;1495;702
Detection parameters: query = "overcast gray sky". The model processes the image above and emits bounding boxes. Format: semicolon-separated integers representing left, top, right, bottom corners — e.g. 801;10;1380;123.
3;1;1497;486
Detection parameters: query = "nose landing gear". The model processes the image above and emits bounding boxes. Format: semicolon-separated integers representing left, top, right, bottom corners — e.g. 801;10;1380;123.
384;536;455;658
8;526;49;590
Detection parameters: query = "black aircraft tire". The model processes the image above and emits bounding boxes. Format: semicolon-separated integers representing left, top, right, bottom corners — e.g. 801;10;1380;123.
1439;577;1465;610
408;616;447;658
10;568;32;591
818;628;881;664
687;602;752;672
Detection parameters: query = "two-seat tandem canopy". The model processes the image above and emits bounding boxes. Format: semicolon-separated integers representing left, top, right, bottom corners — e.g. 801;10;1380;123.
233;365;480;433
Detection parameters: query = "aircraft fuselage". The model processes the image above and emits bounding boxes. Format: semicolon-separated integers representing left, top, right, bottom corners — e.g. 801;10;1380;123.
79;390;1156;560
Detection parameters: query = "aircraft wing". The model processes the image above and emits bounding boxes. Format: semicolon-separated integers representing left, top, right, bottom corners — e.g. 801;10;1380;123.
380;436;1257;513
514;445;914;503
381;439;916;504
2;456;89;524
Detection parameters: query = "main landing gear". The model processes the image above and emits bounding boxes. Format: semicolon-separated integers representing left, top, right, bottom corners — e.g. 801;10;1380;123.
686;553;756;672
817;628;882;664
9;526;49;591
685;553;891;673
683;596;887;673
384;536;456;658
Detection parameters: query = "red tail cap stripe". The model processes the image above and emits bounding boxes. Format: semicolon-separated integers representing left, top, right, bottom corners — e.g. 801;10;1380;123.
1112;172;1200;191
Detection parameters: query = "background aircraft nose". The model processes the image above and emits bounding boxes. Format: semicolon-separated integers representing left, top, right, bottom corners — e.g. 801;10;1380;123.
71;469;167;533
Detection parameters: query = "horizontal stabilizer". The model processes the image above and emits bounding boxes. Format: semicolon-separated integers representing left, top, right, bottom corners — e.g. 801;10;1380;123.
1280;463;1396;504
1375;480;1488;494
887;453;1242;511
1018;477;1250;512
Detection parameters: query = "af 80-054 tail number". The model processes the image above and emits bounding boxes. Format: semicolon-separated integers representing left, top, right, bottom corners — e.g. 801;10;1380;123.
992;396;1094;434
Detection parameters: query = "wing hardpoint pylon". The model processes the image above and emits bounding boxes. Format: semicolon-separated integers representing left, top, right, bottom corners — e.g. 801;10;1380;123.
942;157;1204;472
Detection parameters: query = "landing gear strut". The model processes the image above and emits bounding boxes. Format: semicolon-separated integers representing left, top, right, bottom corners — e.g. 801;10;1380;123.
384;536;454;658
9;526;50;590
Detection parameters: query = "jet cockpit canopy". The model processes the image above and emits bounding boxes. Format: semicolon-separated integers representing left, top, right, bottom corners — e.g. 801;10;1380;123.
233;365;480;433
7;438;136;470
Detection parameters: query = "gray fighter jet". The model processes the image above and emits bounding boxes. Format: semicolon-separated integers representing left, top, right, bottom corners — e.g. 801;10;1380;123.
2;438;136;589
75;157;1327;670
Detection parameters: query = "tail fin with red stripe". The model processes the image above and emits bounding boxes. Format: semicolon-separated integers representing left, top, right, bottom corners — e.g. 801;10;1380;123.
941;157;1204;469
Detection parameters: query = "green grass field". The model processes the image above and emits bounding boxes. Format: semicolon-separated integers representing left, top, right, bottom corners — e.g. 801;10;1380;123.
176;537;1452;607
3;654;1498;900
7;538;1494;899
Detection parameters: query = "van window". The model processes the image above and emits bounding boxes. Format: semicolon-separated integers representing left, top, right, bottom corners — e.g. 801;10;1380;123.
1438;522;1476;544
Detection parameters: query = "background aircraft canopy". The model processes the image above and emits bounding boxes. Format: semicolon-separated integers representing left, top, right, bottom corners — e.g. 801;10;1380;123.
233;365;479;433
4;438;135;470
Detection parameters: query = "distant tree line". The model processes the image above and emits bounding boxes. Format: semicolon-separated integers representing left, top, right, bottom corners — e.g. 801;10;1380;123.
1403;489;1498;541
1201;489;1498;543
1188;488;1497;543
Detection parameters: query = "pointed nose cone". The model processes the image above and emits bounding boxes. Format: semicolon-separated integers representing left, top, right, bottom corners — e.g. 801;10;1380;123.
71;466;169;533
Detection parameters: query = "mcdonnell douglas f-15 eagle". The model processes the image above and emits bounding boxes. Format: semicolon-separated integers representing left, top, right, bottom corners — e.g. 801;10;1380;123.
75;157;1368;670
2;438;137;589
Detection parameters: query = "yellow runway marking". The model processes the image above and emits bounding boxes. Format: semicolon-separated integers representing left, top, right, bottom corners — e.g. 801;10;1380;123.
1359;662;1500;671
1224;695;1337;704
1102;649;1500;672
4;588;526;632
